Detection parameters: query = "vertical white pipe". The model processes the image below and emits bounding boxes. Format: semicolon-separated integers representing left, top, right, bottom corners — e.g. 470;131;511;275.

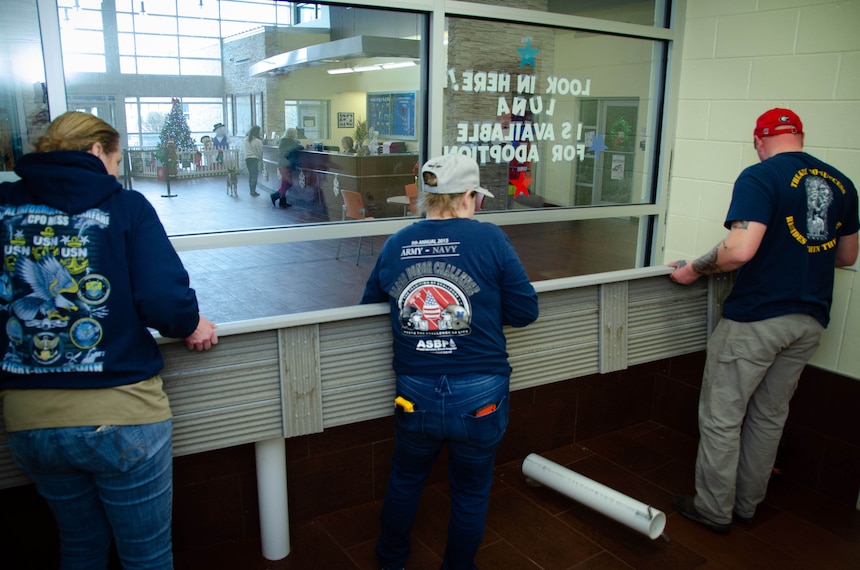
522;453;666;539
255;437;290;560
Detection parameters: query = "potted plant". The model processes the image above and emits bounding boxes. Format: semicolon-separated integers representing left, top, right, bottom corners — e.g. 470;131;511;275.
353;118;368;150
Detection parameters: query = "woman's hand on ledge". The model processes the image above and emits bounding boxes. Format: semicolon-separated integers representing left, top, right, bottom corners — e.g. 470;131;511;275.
185;316;219;351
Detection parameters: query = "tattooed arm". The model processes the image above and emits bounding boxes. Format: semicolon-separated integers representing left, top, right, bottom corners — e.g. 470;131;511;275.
669;220;766;285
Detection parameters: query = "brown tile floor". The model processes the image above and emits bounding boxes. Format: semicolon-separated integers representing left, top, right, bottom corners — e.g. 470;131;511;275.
173;421;860;570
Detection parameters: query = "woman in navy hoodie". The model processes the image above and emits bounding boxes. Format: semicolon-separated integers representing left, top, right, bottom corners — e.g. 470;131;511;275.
0;111;218;569
363;154;539;570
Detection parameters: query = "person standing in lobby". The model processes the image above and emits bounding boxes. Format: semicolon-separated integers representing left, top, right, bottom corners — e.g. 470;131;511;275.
0;111;219;569
271;127;302;208
668;108;859;533
243;125;263;197
362;154;539;570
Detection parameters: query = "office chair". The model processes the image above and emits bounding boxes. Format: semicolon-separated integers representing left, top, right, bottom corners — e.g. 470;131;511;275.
336;189;375;265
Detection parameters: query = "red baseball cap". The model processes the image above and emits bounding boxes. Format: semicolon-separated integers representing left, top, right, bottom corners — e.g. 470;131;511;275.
754;108;803;138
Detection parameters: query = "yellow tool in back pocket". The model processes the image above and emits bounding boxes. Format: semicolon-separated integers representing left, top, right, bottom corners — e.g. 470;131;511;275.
394;396;415;413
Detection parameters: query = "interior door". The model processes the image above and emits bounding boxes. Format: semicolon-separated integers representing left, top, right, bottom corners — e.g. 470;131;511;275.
574;98;639;206
597;100;638;205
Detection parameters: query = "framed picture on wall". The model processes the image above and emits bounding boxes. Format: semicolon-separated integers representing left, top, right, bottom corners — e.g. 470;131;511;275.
337;112;354;129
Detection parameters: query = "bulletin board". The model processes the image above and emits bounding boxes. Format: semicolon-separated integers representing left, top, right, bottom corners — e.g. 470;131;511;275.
367;91;416;139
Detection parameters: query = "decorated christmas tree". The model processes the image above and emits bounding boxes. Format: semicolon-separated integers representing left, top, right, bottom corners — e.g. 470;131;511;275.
157;98;195;159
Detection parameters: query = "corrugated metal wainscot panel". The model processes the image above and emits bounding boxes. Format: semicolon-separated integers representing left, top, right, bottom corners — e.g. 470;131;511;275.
627;276;710;365
509;287;600;391
160;330;285;455
318;315;396;428
599;281;629;373
279;326;323;437
171;400;284;457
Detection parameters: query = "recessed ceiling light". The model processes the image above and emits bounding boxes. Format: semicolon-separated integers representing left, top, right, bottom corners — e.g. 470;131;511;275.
382;61;416;70
353;64;382;73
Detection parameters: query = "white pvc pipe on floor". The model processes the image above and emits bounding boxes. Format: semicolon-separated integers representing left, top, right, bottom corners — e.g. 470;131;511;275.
255;437;290;560
521;453;666;539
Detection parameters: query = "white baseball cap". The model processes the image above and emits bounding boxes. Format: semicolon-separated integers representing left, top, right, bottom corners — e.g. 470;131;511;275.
421;154;494;198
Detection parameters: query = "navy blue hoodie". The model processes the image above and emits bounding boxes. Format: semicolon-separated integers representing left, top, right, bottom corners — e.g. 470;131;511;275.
0;151;200;389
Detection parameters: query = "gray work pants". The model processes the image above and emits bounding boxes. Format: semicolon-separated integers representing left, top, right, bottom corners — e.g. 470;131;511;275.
693;314;823;523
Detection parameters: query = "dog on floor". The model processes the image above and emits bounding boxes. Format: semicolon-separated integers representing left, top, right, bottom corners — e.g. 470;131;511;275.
226;167;238;197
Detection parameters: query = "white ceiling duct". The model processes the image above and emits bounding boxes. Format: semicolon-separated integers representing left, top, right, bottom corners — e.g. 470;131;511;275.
250;35;420;77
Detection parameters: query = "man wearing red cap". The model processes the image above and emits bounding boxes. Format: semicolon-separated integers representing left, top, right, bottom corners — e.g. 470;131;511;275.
668;108;859;533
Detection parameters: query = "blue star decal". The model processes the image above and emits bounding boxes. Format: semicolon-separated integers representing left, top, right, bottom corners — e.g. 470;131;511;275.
517;39;539;68
589;134;608;160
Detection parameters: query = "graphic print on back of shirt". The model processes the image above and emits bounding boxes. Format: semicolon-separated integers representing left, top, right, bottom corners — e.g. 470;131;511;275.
398;276;472;337
1;205;110;375
805;175;832;241
786;168;849;254
391;236;482;355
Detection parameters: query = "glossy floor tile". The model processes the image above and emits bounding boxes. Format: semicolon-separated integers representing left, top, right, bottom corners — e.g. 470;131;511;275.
173;421;859;570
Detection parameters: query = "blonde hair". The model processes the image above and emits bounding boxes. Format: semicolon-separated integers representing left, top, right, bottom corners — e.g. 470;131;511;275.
34;111;119;154
421;172;466;217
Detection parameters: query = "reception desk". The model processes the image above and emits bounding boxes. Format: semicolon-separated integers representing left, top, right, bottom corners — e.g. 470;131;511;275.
261;146;419;221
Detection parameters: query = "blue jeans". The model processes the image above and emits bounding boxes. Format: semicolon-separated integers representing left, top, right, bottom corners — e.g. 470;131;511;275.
377;373;510;570
7;420;174;570
246;157;259;194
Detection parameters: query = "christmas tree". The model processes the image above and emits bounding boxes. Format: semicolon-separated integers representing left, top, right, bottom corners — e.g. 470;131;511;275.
157;98;195;166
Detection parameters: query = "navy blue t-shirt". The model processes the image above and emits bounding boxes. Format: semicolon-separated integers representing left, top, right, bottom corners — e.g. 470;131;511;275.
361;217;539;377
722;152;859;327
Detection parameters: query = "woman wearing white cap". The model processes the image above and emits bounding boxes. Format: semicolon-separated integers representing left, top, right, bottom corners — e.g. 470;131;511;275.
362;153;539;570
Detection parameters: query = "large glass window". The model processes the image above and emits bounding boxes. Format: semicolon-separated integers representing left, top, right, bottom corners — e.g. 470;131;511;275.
9;0;676;321
285;100;330;140
0;0;50;174
125;97;225;147
443;17;664;211
60;0;294;76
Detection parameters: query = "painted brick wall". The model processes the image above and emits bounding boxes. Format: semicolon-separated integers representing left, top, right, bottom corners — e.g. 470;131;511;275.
666;0;860;376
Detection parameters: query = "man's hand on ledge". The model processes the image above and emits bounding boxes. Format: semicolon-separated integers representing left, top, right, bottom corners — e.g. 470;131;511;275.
185;316;219;351
668;259;702;285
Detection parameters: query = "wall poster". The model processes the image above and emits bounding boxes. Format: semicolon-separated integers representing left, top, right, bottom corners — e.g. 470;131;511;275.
367;91;416;139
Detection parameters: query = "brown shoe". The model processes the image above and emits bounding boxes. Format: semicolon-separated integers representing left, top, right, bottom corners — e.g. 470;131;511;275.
673;494;730;534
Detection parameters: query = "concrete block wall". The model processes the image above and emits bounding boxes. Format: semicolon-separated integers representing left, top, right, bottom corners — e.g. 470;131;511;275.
665;0;860;377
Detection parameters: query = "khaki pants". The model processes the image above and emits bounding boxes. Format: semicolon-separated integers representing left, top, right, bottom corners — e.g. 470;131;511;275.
693;314;823;523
